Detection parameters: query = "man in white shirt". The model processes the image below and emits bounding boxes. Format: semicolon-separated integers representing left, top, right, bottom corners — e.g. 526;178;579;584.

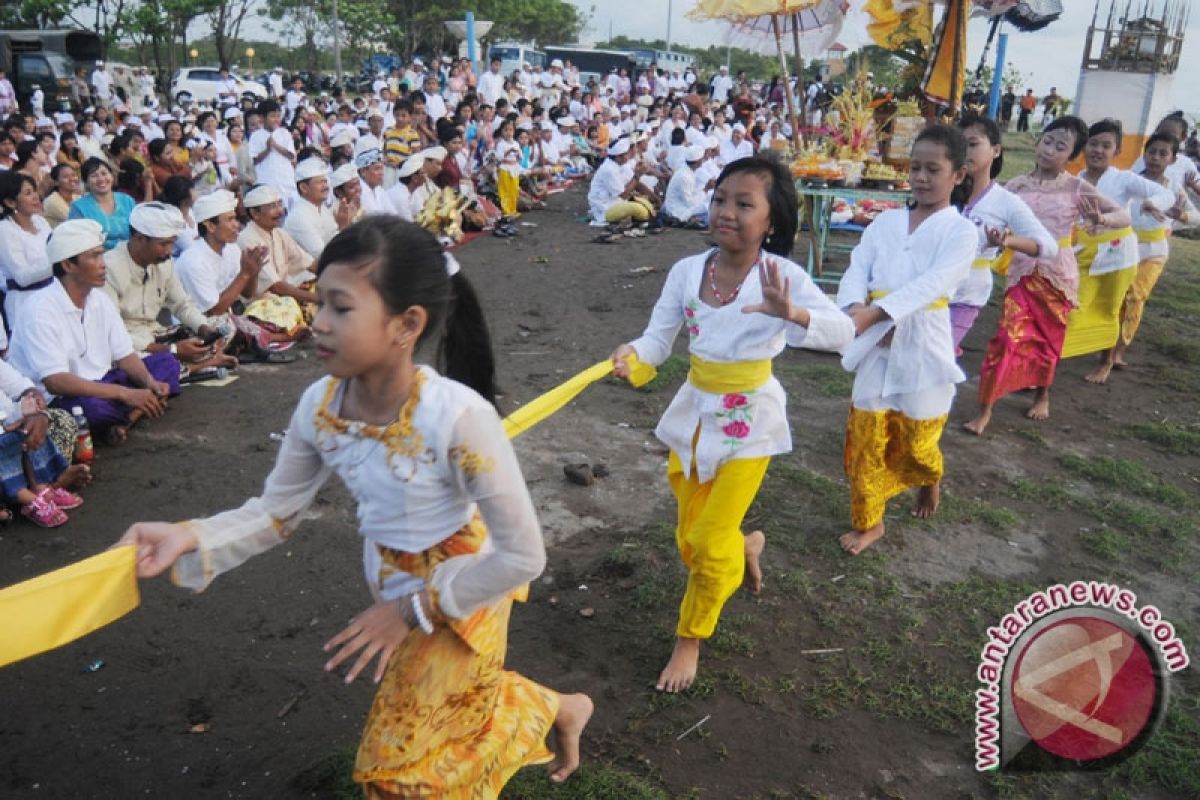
711;65;733;105
216;67;239;106
478;57;506;106
422;75;447;121
239;184;318;303
540;60;565;107
285;77;305;116
518;63;536;98
719;123;754;165
9;220;177;441
371;72;387;98
269;67;285;99
354;136;399;216
249;100;296;202
387;154;425;223
285;158;347;259
588;138;655;226
91;62;113;108
663;146;709;226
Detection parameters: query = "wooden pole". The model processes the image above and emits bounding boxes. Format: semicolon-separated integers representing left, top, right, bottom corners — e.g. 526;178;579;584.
791;14;807;128
771;14;803;151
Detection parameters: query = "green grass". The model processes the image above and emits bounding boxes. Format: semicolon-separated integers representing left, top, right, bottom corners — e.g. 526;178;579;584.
999;133;1037;180
905;493;1020;530
1058;453;1194;507
503;763;669;799
1123;422;1200;456
785;363;854;398
638;354;688;393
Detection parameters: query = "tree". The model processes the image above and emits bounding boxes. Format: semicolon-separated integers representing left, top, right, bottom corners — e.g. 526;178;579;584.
118;0;211;96
262;0;330;76
208;0;256;71
0;0;71;29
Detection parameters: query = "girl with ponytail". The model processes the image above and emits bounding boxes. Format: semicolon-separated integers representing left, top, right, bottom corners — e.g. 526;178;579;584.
115;216;592;794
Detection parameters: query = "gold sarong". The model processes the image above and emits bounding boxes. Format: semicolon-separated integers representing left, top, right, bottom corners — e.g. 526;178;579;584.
844;407;947;531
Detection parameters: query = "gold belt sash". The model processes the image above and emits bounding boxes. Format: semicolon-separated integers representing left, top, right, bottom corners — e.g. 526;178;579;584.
868;289;950;310
687;355;772;394
1136;227;1169;244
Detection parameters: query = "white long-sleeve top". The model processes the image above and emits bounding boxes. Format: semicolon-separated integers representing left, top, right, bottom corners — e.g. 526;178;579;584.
1129;174;1199;260
0;214;52;328
837;207;977;402
170;367;546;621
1095;166;1175;217
955;183;1058;307
629;250;854;481
283;196;338;259
663;164;708;221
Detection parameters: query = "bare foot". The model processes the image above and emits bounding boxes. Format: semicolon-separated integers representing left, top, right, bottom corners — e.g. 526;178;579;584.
1085;362;1114;384
656;637;701;693
963;407;992;436
743;530;765;594
912;483;941;519
188;353;239;373
840;523;885;556
104;425;129;445
1026;396;1051;421
54;464;93;490
548;692;593;784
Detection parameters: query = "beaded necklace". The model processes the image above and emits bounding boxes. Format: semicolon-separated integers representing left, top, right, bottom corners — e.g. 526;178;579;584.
706;250;757;306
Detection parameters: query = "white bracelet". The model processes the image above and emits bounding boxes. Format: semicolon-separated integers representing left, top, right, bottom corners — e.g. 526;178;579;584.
410;593;434;635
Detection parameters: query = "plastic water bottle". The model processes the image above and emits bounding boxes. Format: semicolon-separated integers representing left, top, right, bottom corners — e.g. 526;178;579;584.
71;406;94;464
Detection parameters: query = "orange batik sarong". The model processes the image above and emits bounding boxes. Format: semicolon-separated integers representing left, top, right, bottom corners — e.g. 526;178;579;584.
355;517;558;799
844;407;948;531
978;273;1073;406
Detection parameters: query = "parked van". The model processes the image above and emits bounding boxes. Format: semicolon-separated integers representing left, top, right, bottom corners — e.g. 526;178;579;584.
0;29;103;111
487;42;545;77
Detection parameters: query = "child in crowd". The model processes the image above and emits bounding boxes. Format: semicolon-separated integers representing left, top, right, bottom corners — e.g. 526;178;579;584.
836;126;978;555
611;155;853;692
964;117;1131;435
950;115;1057;357
116;217;592;795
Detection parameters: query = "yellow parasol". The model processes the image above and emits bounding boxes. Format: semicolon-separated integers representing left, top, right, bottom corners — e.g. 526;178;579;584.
690;0;827;148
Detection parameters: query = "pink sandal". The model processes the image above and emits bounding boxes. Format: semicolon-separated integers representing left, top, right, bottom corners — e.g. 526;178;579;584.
45;487;84;510
21;491;68;528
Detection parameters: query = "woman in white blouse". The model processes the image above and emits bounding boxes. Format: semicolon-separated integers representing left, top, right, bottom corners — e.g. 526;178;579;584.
0;171;53;332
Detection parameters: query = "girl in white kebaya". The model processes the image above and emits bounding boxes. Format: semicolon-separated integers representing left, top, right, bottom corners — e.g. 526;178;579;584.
611;155;853;693
117;217;592;796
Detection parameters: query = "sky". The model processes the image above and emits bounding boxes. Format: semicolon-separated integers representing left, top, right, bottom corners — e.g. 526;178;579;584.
567;0;1198;112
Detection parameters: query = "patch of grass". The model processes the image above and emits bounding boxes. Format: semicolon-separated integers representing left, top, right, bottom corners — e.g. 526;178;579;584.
638;354;688;393
1116;692;1200;797
905;493;1020;530
1079;526;1133;560
289;745;359;800
1122;421;1200;456
787;364;854;398
502;763;668;799
1059;453;1193;507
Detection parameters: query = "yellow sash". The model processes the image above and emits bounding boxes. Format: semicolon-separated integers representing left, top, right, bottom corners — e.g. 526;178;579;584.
501;354;656;439
686;355;772;394
1074;225;1134;254
0;546;140;668
1136;227;1169;244
971;256;994;270
868;289;949;310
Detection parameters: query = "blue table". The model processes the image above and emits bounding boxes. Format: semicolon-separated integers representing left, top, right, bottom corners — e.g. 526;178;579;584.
796;183;910;287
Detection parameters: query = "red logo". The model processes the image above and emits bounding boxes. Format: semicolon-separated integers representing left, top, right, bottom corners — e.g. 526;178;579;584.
1011;617;1157;761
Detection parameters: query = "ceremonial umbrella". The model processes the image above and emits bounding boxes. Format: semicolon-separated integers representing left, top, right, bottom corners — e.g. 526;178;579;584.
723;0;851;127
690;0;829;148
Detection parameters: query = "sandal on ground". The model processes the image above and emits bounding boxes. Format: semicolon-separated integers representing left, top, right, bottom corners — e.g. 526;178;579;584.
45;486;84;510
22;493;68;528
239;348;297;364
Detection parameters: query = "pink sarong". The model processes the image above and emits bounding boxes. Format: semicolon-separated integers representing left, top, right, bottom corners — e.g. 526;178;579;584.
977;274;1073;406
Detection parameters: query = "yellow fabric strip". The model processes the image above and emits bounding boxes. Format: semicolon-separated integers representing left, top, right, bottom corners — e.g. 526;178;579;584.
868;289;950;310
686;355;772;394
1075;226;1134;249
0;545;140;668
501;354;656;439
971;256;994;271
1136;227;1169;244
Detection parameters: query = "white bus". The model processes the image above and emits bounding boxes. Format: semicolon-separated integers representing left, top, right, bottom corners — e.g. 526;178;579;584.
629;48;693;75
487;42;545;77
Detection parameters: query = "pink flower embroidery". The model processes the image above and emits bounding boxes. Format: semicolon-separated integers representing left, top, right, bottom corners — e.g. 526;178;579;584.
722;420;750;439
688;325;700;336
723;393;748;409
684;307;695;318
1109;240;1121;247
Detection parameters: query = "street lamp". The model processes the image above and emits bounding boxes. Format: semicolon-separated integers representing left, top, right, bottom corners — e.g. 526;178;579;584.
246;47;255;75
189;48;199;65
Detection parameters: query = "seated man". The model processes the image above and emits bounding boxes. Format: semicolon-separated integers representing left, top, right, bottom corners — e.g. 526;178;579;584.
284;157;352;259
586;138;657;227
354;136;399;216
330;164;365;225
238;184;318;304
8;220;178;444
175;189;297;362
103;202;236;375
387;154;425;223
662;146;710;229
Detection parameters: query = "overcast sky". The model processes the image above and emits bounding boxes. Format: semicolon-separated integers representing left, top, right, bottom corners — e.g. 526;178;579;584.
567;0;1198;112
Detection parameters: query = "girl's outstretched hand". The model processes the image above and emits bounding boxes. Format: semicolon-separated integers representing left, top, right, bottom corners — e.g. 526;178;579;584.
324;600;411;685
741;258;793;320
611;344;637;381
116;522;199;578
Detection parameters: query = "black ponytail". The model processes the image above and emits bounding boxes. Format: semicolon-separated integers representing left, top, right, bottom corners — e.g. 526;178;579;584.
438;272;498;408
316;216;499;408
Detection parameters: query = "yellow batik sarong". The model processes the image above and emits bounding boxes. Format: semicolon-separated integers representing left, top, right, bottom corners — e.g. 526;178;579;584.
1119;255;1168;347
844;407;947;531
1062;228;1137;358
497;168;520;217
355;517;559;799
668;450;769;640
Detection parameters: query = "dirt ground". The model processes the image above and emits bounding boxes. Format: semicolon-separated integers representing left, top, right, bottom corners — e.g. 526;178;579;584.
1;180;1197;800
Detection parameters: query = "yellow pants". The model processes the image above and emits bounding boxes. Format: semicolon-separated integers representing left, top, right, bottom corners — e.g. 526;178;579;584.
843;407;947;531
1119;256;1167;347
667;451;769;640
1061;265;1138;358
604;197;653;224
